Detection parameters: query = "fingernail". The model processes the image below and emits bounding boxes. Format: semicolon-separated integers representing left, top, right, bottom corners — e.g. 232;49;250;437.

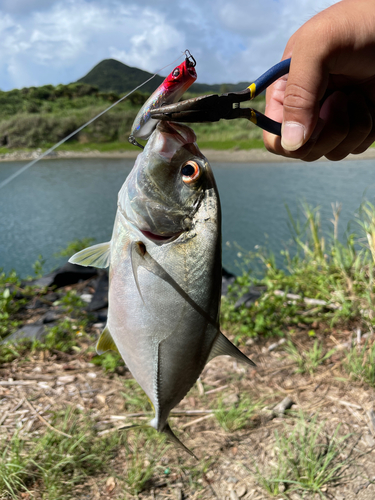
281;122;305;151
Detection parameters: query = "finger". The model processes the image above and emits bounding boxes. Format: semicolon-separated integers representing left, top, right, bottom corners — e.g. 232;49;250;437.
263;76;286;154
352;101;375;154
324;92;373;160
280;31;330;151
302;91;350;162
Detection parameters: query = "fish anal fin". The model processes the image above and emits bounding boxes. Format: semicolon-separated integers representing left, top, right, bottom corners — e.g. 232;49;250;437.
96;325;119;355
69;242;111;269
207;332;256;367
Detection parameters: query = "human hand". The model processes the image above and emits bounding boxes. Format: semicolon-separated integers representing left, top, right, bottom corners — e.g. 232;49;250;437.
263;0;375;161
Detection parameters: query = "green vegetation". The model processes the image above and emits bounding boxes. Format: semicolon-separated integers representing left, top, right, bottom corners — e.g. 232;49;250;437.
0;270;25;339
214;395;261;432
344;340;375;386
0;408;168;499
285;339;336;375
221;200;375;341
251;413;353;498
0;63;266;151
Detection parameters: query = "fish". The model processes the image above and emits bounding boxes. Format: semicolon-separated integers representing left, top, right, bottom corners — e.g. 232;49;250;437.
69;121;255;457
129;52;197;148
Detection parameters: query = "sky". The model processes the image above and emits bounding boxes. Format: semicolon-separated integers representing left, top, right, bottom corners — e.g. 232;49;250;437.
0;0;341;91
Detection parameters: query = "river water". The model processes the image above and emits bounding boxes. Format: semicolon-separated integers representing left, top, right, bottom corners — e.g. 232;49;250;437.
1;157;375;277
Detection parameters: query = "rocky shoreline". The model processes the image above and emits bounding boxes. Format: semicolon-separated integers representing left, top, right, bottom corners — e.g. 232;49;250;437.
2;263;238;346
1;146;375;164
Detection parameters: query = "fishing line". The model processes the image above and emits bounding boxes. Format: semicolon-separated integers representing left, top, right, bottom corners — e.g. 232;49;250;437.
0;52;186;191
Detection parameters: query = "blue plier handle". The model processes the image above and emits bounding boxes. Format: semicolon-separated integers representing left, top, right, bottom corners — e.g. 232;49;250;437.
150;58;291;136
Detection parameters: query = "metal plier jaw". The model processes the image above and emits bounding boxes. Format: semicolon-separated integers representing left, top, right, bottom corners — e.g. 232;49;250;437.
150;58;291;136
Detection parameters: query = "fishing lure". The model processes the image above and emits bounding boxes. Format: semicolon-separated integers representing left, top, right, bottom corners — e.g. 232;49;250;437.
129;50;197;148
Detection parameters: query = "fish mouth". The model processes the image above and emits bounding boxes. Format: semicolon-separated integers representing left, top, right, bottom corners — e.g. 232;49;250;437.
140;229;182;243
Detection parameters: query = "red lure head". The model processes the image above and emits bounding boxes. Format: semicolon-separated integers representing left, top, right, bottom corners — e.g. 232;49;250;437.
164;57;197;90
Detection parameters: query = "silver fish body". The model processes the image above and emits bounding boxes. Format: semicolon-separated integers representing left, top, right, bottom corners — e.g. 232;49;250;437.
70;121;254;454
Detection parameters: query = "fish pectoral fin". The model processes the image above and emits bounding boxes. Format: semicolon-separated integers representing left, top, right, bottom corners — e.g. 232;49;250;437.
163;423;197;460
96;325;119;355
130;241;147;304
69;242;111;269
207;331;256;367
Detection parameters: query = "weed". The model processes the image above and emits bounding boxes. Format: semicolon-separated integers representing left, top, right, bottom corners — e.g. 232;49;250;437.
32;254;45;278
221;200;375;341
343;340;375;386
285;340;336;375
121;378;152;414
91;351;124;372
123;428;168;495
0;270;25;341
214;395;261;432
250;413;353;498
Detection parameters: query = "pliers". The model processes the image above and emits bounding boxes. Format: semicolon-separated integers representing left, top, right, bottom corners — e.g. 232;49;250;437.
149;58;291;136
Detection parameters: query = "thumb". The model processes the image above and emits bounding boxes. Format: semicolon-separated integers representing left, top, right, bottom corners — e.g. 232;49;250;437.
281;52;329;152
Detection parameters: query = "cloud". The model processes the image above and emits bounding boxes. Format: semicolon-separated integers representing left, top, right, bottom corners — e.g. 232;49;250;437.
0;0;341;90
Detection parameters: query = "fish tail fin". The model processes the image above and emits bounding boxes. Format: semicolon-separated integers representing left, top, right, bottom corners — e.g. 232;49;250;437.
163;423;198;460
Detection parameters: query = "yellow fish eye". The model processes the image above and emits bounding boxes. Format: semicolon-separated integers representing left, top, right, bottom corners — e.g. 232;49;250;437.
181;161;201;184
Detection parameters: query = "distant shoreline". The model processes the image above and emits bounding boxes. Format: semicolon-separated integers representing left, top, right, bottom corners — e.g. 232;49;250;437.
1;147;375;164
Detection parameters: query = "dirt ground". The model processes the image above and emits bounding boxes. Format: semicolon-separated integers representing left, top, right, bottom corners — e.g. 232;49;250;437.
2;314;375;500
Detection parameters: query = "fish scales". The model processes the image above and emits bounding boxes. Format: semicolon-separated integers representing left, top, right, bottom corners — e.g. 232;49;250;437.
70;121;254;456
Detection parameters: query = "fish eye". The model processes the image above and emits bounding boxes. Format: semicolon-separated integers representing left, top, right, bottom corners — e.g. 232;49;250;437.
172;68;180;77
181;161;201;184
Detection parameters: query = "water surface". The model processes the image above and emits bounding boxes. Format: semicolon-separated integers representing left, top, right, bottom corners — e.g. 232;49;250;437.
1;157;375;277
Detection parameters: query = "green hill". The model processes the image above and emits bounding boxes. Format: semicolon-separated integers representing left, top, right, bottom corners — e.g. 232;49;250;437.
77;59;250;95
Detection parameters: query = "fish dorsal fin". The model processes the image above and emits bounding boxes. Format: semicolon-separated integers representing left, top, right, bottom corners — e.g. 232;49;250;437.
96;325;119;355
207;332;256;367
69;242;111;269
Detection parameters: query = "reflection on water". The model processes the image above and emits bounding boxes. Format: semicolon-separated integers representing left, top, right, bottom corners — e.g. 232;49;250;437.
1;156;375;277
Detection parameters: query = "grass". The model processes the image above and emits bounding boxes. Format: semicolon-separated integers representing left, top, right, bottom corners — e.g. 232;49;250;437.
344;339;375;386
214;395;261;432
285;339;336;375
250;413;353;498
221;199;375;342
0;408;169;499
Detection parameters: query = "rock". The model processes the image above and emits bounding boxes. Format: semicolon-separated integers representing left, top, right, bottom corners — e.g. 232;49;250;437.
222;393;239;405
234;286;266;308
363;433;375;447
222;268;236;296
230;491;239;500
26;262;98;289
42;311;60;324
235;484;247;498
1;323;46;344
80;294;93;303
93;309;108;323
43;292;59;303
95;394;106;405
88;272;108;311
226;476;238;484
26;298;47;310
56;375;76;385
